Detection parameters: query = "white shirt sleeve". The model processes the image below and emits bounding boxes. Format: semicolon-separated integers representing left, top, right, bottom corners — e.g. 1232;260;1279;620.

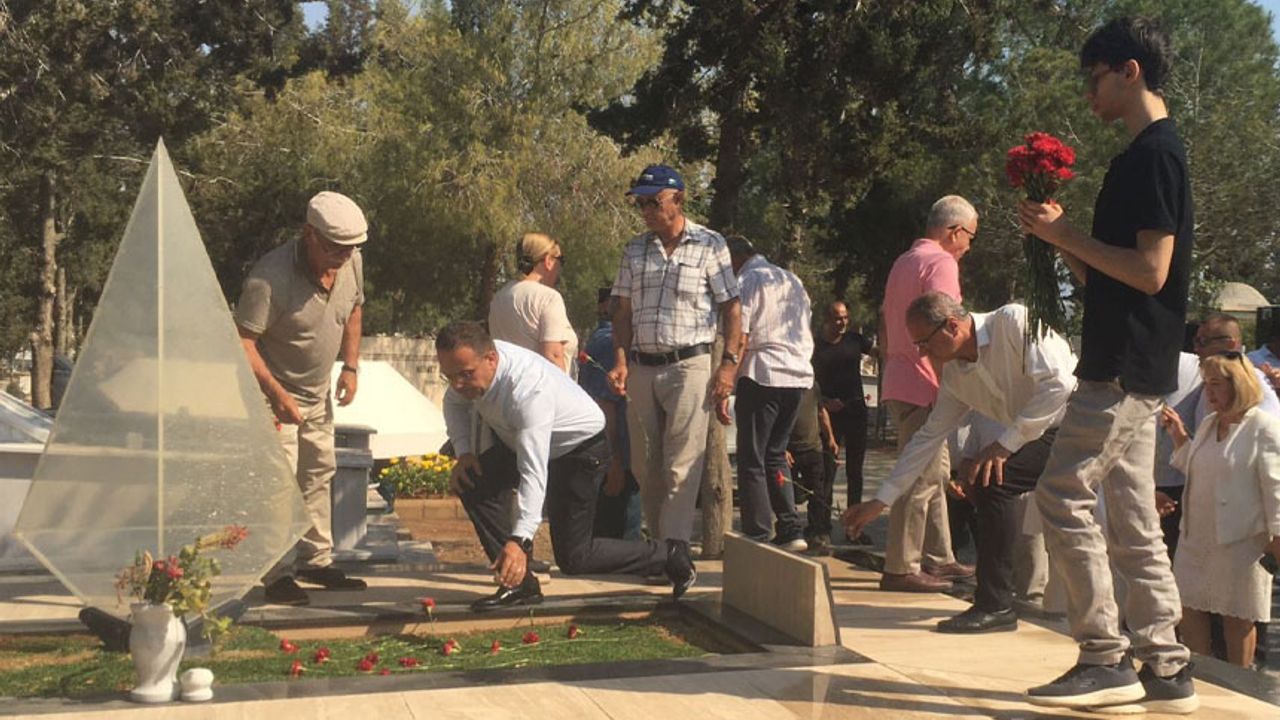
998;330;1076;453
509;385;556;540
874;386;970;505
442;389;474;456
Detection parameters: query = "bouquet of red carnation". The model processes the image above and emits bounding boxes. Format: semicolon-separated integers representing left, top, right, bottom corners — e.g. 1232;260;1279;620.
1006;132;1076;344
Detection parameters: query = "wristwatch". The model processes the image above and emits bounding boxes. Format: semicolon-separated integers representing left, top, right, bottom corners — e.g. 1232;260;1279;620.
507;536;533;553
341;363;359;375
721;351;740;365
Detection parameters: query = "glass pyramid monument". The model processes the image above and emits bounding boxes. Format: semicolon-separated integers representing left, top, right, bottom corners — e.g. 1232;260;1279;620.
14;140;311;617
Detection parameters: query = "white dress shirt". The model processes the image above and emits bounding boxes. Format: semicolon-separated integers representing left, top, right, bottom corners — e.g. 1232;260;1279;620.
442;341;604;539
737;254;814;388
875;304;1077;506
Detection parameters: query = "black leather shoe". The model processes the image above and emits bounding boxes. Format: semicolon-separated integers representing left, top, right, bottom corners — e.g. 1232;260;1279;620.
665;540;697;600
937;606;1018;634
264;576;310;606
470;575;543;612
79;607;131;651
296;566;368;590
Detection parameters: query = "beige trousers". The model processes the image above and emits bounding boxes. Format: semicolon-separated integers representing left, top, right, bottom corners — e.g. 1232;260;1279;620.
626;354;712;543
264;395;336;583
884;400;954;574
1035;380;1189;674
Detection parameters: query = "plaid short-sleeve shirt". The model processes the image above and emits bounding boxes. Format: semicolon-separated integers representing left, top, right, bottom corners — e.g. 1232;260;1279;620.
611;220;739;353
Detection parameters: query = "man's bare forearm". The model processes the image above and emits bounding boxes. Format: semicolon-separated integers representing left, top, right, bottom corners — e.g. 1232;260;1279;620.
341;304;362;368
238;328;287;400
720;298;743;358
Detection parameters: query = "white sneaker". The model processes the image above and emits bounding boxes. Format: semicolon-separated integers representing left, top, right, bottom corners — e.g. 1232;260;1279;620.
772;537;808;553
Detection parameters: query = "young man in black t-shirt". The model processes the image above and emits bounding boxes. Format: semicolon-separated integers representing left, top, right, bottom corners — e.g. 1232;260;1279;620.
1017;17;1197;715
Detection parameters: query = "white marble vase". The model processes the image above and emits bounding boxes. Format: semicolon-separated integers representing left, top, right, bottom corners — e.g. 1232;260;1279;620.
128;602;186;703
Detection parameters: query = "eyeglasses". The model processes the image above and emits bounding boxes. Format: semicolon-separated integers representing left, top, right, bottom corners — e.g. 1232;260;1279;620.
633;196;664;211
913;320;948;350
1194;334;1232;348
317;236;355;256
1083;66;1117;93
948;224;976;241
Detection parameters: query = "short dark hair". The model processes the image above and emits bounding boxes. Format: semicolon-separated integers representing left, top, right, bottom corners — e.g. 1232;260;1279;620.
435;321;495;354
724;234;756;259
1081;17;1172;92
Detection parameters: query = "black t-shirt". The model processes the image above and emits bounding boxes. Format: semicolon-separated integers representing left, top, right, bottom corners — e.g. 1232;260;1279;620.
1077;118;1194;396
812;332;871;408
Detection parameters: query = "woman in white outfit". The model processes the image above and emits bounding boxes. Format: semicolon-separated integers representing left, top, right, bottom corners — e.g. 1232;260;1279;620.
1161;351;1280;667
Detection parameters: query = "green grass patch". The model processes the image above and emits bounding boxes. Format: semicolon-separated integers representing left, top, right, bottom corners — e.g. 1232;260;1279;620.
0;618;714;699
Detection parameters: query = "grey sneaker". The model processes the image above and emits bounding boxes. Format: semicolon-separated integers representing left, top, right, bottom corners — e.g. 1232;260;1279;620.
1088;663;1198;715
1026;657;1143;708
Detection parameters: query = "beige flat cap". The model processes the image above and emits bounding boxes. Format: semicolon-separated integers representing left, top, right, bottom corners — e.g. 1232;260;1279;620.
306;191;368;245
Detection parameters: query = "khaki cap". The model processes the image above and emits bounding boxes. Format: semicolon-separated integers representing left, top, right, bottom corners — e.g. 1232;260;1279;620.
306;191;368;246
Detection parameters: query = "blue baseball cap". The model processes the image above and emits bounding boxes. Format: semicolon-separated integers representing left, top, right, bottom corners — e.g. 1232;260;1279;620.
627;164;685;196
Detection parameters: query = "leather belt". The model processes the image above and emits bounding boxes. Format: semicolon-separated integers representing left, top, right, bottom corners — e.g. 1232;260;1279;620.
631;343;712;367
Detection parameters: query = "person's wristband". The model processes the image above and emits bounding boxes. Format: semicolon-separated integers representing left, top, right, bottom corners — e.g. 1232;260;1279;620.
506;536;533;554
341;364;359;375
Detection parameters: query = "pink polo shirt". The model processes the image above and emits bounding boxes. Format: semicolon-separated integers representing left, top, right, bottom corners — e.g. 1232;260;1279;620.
881;238;961;408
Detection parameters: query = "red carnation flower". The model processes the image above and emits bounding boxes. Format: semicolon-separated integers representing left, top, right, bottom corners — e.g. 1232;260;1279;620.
313;647;331;664
567;625;580;640
490;639;501;654
279;639;299;654
379;668;391;676
399;656;419;668
774;470;786;488
357;657;376;672
522;631;540;645
363;652;380;665
420;597;436;611
577;351;590;364
288;660;305;678
442;640;457;656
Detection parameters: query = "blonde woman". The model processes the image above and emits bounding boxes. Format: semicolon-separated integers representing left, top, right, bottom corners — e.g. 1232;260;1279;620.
1161;351;1280;667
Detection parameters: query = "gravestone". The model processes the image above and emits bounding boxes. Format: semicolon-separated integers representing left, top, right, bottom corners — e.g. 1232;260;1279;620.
721;532;840;646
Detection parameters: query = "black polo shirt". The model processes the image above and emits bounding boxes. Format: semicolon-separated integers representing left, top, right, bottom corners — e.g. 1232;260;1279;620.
812;331;872;409
1077;118;1193;396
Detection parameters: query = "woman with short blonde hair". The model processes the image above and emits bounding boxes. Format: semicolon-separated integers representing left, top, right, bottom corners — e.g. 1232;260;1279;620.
1161;351;1280;668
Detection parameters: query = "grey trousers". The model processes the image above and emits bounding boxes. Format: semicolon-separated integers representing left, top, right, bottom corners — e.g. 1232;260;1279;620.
1035;380;1189;675
626;354;712;543
884;400;954;574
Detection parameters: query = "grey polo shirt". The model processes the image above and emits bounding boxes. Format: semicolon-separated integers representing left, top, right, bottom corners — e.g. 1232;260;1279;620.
234;237;364;402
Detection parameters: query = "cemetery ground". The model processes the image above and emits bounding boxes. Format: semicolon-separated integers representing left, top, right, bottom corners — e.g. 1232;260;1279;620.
0;447;1277;717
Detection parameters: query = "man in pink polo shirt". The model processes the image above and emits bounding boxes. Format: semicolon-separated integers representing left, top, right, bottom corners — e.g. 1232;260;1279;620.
878;195;978;592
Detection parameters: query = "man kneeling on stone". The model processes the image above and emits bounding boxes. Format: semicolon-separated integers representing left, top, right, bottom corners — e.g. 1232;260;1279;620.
843;292;1075;633
437;321;694;612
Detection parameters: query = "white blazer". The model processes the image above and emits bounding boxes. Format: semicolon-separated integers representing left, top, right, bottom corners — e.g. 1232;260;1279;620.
1172;406;1280;546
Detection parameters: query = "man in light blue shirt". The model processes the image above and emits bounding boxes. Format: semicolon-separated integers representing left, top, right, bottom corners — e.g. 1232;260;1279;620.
438;322;689;612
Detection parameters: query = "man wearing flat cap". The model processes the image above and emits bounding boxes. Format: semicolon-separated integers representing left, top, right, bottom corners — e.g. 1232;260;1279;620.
236;190;369;606
608;164;742;589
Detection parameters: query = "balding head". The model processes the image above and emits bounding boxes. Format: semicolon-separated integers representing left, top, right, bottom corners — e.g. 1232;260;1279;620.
1194;312;1242;358
924;195;978;261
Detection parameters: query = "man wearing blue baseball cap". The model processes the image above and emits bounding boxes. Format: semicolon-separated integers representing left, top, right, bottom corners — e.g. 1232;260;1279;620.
607;164;742;598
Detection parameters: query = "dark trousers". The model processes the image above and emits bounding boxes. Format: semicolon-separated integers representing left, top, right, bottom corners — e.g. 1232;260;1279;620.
1158;484;1183;559
459;435;666;578
734;378;803;541
790;446;831;537
971;428;1057;613
830;406;868;504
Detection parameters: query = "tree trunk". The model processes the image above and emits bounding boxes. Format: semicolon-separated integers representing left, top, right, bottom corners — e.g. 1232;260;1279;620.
706;80;750;230
54;267;68;357
31;173;59;410
699;334;733;559
475;234;500;319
